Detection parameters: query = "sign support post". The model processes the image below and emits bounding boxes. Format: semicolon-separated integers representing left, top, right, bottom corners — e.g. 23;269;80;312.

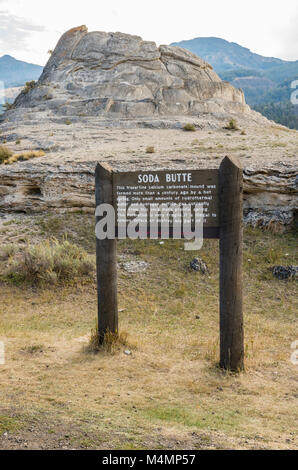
219;156;244;371
95;163;118;343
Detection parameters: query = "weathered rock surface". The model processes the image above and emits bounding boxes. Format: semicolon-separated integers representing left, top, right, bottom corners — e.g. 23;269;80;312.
8;26;251;121
0;159;296;230
120;260;149;273
243;165;298;228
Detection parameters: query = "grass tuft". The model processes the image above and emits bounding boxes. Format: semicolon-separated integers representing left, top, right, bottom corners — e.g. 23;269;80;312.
224;119;239;131
0;416;21;435
86;326;131;355
4;239;95;286
4;150;46;165
21;344;44;354
183;123;196;132
0;145;13;164
0;243;18;261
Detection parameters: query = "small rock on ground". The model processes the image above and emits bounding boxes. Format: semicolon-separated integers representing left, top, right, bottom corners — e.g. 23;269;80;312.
190;258;208;274
272;265;297;280
121;260;149;273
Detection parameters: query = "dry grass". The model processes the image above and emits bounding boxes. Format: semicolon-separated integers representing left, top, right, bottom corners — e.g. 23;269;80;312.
0;243;18;261
4;150;46;164
0;213;297;449
0;145;13;163
0;147;46;165
86;327;132;355
3;238;95;286
145;146;155;154
271;142;287;148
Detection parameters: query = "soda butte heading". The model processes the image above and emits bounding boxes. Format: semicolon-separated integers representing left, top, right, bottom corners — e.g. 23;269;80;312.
138;173;192;184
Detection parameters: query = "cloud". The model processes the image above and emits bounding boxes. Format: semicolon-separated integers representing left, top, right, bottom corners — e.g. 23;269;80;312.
0;10;45;54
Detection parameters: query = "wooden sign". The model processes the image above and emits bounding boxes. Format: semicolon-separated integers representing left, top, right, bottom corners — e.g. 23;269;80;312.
95;156;244;371
113;169;219;239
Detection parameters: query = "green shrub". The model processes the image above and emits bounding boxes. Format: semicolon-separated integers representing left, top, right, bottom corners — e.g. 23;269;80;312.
2;102;14;111
183;123;196;132
224;119;239;130
0;244;18;261
0;145;13;163
6;239;95;285
23;81;36;94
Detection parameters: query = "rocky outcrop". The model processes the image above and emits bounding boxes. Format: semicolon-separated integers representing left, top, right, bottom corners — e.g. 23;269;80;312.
0;160;296;230
243;165;297;228
9;26;250;120
0;162;95;212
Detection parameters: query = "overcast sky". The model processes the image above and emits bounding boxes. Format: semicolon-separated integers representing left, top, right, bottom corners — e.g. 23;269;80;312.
0;0;297;65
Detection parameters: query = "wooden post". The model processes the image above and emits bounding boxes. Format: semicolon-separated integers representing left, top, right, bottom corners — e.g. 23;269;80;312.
219;156;244;371
95;163;118;344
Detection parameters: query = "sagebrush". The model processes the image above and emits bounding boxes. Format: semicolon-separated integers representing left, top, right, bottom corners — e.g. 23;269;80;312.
0;145;12;163
5;239;95;285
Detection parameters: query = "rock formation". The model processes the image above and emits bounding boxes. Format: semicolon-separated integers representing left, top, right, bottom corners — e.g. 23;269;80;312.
0;159;296;230
11;26;249;120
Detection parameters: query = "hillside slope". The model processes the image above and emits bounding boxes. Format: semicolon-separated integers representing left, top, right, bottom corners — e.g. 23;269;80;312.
0;55;43;114
0;55;43;88
171;37;298;128
171;37;285;71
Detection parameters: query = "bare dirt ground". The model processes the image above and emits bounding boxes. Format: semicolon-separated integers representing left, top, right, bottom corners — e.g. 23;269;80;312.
0;212;297;450
1;117;297;170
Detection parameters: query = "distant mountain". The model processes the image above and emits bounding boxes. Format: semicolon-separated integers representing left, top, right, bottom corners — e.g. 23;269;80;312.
171;37;288;72
0;55;43;88
171;37;298;129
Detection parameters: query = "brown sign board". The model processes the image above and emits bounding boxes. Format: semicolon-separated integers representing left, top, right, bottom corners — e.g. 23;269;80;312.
112;169;219;239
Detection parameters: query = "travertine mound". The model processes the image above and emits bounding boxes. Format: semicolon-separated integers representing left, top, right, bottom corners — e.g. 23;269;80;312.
12;26;250;119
